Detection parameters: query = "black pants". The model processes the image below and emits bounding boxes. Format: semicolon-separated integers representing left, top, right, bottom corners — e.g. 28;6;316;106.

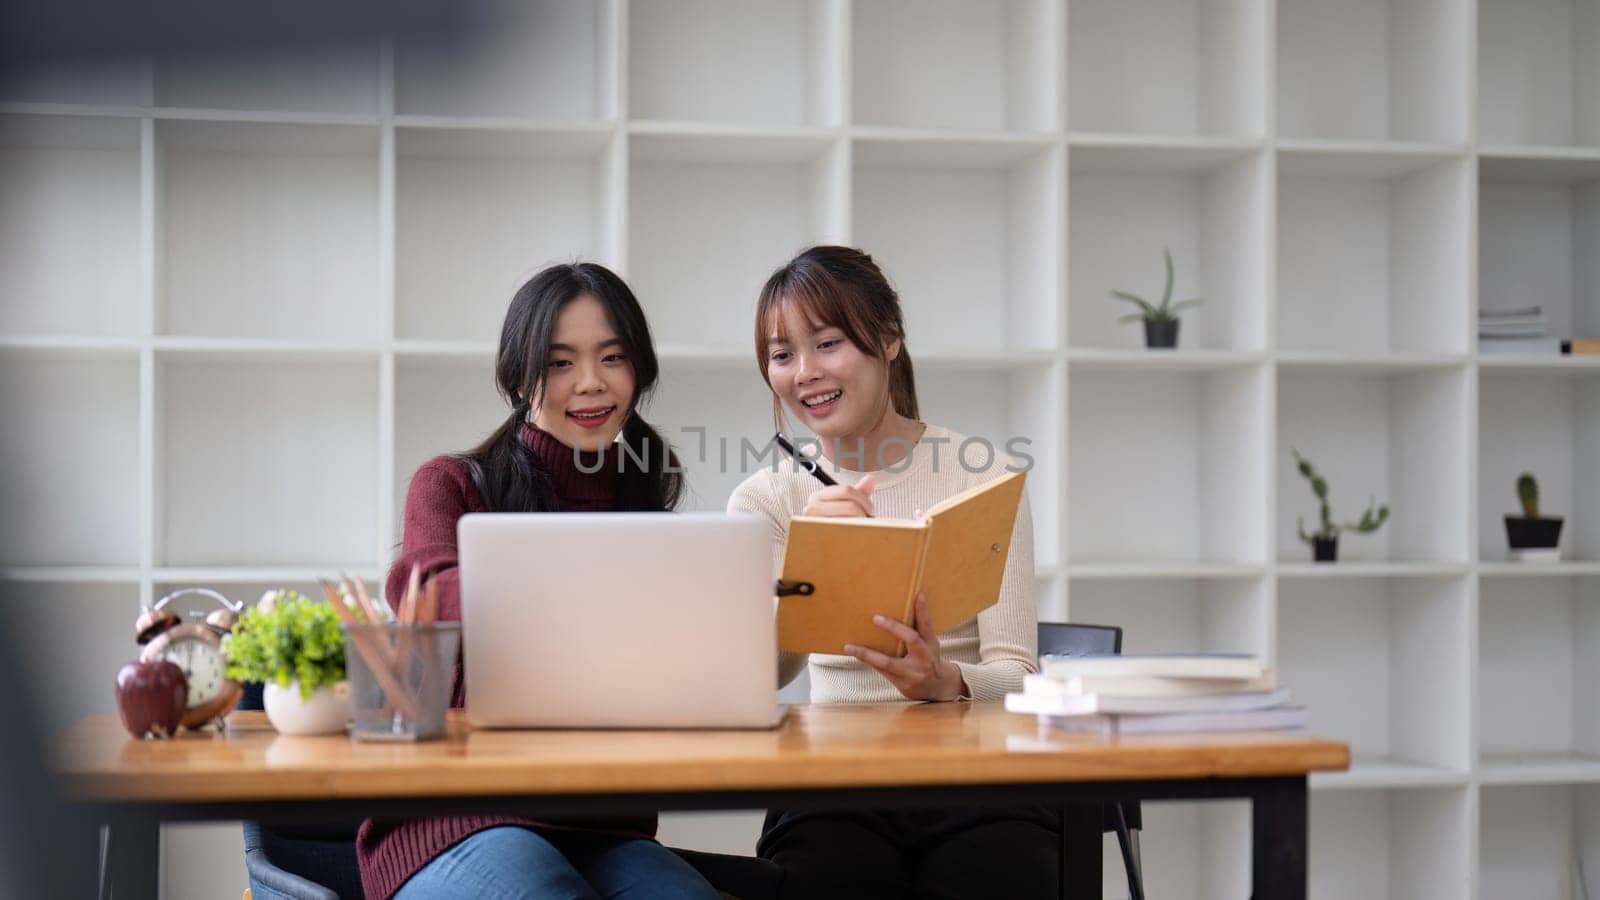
757;807;1060;900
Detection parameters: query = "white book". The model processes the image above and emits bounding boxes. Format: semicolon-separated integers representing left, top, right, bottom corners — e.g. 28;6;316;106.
1007;687;1293;717
1037;705;1311;736
1023;670;1280;698
1479;305;1544;319
1479;326;1550;338
1478;337;1563;355
1479;328;1552;336
1039;653;1262;681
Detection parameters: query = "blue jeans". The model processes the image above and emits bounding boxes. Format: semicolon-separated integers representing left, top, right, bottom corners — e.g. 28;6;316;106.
394;826;721;900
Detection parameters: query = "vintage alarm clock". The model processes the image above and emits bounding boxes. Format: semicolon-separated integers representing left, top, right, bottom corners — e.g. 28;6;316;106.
134;587;245;731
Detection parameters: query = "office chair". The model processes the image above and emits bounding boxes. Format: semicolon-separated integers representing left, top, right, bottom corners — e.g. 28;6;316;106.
235;683;779;900
1037;622;1147;900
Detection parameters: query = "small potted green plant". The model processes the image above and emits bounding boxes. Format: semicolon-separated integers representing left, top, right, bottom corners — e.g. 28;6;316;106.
1292;449;1390;562
223;589;350;735
1505;472;1563;561
1110;247;1203;349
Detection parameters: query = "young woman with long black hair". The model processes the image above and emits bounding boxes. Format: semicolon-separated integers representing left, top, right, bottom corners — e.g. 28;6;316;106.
356;263;718;900
728;246;1058;900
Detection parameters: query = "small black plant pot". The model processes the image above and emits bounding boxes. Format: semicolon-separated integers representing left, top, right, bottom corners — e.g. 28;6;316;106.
1505;515;1563;549
1312;536;1338;562
1144;318;1179;349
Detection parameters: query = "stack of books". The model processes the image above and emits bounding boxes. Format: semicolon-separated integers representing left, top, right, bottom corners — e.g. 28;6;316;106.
1006;653;1308;736
1479;306;1560;355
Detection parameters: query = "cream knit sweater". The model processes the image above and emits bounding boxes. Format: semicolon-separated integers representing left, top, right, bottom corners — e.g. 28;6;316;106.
727;423;1039;703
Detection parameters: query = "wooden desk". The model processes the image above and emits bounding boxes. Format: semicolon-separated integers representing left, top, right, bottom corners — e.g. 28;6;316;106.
57;702;1347;900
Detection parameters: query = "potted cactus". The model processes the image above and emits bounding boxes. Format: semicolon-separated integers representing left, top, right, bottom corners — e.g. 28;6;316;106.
1504;472;1563;561
1110;247;1203;349
1292;449;1390;562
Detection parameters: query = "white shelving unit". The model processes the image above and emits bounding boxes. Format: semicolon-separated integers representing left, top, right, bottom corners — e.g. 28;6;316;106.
3;1;1598;896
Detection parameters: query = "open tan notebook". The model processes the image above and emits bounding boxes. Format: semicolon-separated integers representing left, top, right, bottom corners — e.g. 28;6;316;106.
776;471;1025;656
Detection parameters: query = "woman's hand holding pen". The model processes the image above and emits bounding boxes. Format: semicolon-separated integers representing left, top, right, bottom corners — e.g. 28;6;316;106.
801;473;877;518
844;593;969;702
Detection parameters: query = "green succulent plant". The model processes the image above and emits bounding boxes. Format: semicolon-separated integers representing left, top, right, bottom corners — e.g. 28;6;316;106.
1516;472;1539;518
1110;247;1204;324
1292;448;1389;544
222;589;346;700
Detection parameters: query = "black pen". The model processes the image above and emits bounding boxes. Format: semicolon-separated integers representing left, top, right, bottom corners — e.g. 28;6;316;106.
773;433;876;518
773;432;836;486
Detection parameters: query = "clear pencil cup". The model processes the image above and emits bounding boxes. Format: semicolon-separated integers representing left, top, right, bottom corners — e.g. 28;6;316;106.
342;622;460;742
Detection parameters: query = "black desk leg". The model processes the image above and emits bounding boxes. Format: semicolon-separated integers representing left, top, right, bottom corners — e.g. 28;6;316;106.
1060;802;1103;900
1252;777;1308;900
101;813;159;900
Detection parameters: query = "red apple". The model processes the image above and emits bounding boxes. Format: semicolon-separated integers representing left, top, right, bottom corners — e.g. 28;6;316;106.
114;660;188;739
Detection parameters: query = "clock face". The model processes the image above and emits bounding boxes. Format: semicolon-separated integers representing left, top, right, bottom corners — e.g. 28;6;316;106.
162;637;226;708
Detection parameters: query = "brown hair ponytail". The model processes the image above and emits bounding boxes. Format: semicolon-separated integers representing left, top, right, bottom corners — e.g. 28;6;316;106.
886;347;918;421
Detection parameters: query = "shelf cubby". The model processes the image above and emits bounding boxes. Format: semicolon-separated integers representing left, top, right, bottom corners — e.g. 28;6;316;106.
1068;365;1269;566
1306;787;1471;900
1478;159;1600;347
393;356;509;537
1278;576;1471;779
1067;144;1268;351
629;131;842;352
853;136;1061;354
158;356;378;568
0;56;146;107
153;578;380;617
152;44;381;116
0;352;141;567
1275;0;1469;145
1067;576;1270;662
1477;0;1600;150
1066;0;1267;139
393;0;616;121
628;0;840;127
918;363;1062;571
640;360;794;515
1480;784;1600;899
850;0;1058;133
1479;576;1600;779
1277;152;1471;355
0;581;138;734
396;125;616;342
0;115;142;337
1276;367;1471;564
156;120;381;341
1478;373;1600;563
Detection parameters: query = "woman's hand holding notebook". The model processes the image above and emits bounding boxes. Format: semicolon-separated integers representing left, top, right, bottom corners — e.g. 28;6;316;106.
776;471;1026;656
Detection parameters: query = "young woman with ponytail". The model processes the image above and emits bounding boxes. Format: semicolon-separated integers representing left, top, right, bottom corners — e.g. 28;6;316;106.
356;263;717;900
727;246;1057;900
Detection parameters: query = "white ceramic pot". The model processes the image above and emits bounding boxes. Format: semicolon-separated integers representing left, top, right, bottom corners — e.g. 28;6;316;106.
263;680;351;736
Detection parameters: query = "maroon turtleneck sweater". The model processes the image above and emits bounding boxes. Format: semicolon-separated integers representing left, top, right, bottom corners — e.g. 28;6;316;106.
356;424;657;900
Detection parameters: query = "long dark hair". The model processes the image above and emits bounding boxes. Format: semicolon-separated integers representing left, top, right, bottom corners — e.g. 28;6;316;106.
460;262;682;513
754;246;919;431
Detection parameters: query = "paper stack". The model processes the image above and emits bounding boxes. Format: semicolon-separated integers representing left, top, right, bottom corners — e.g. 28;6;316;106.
1479;306;1561;355
1006;653;1308;736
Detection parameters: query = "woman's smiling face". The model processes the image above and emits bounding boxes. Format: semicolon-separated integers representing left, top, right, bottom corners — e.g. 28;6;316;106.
530;294;636;451
765;299;898;441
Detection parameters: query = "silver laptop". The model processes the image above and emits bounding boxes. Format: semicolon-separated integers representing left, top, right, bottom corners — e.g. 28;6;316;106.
458;512;784;729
